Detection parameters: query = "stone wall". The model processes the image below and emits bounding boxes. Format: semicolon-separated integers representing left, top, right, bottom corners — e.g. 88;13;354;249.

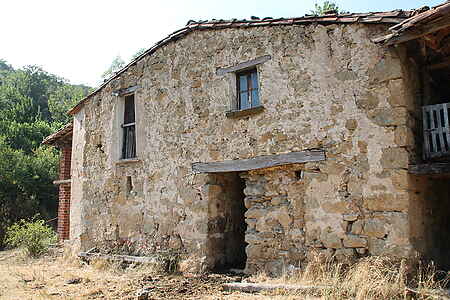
69;22;421;272
242;166;306;274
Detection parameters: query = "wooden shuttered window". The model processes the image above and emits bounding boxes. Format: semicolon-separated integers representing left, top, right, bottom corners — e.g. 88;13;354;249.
122;94;136;159
423;103;450;159
237;69;260;110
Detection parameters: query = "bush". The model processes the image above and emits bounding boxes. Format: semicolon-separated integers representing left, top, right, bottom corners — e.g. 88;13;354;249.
5;218;57;257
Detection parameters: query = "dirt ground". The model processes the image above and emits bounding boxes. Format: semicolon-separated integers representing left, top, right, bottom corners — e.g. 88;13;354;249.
0;249;312;300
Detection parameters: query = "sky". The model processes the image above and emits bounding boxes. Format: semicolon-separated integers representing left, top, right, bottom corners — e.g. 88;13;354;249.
0;0;444;87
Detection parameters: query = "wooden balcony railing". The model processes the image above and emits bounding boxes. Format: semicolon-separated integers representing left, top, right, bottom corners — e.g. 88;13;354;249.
423;103;450;159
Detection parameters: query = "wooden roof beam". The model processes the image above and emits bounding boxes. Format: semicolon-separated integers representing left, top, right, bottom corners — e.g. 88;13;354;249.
385;15;450;45
428;57;450;70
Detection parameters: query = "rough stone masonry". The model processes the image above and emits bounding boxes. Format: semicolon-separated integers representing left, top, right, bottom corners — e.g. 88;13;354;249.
64;17;424;274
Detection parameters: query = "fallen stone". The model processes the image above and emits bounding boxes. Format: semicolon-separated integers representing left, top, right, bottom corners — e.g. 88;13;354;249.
135;287;153;300
356;248;367;255
222;282;330;293
65;278;82;285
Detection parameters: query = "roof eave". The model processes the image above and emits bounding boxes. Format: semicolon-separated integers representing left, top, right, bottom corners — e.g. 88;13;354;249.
66;10;413;115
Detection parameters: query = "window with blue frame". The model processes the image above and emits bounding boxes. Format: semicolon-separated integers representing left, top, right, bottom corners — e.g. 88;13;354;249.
236;69;260;110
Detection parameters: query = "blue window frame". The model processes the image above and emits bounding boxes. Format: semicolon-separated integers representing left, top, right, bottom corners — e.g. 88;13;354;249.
237;69;260;110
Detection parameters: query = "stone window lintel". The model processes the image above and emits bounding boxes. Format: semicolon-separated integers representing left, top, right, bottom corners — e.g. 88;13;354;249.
112;85;140;97
216;55;271;76
226;105;265;118
116;158;141;165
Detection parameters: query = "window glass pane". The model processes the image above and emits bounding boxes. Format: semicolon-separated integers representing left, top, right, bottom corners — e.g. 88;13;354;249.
240;92;250;110
239;75;248;92
124;94;135;124
251;89;260;107
122;125;136;159
251;71;258;90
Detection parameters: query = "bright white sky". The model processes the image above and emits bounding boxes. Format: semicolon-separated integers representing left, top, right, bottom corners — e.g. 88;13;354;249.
0;0;443;87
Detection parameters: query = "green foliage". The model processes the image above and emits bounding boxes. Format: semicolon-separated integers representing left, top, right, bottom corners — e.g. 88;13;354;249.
0;138;59;245
0;59;90;248
48;84;89;124
131;48;146;60
5;217;57;257
102;55;126;80
311;1;341;15
102;48;148;81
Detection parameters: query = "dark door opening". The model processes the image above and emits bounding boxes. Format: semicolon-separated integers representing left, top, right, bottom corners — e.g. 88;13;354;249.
418;178;450;269
207;172;247;271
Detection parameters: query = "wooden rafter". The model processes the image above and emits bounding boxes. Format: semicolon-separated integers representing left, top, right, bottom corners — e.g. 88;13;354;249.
422;27;450;51
428;57;450;70
385;15;450;46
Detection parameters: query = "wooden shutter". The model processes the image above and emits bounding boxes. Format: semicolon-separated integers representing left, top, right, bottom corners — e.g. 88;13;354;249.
423;103;450;159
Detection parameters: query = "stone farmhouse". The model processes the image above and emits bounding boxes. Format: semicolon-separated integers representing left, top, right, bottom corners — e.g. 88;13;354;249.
44;2;450;274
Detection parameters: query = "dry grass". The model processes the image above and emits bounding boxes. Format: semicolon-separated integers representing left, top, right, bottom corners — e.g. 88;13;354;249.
1;247;448;300
0;247;307;299
246;253;449;300
0;247;159;300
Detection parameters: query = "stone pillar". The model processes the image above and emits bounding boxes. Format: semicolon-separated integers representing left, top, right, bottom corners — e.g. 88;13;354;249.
57;146;72;240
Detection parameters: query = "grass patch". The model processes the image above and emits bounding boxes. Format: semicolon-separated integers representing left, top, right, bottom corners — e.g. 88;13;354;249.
246;253;449;299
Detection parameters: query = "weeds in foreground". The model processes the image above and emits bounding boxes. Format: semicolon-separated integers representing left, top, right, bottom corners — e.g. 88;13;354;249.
5;218;57;257
249;253;449;300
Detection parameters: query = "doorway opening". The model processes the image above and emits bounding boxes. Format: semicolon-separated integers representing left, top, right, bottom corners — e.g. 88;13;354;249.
207;172;247;271
411;176;450;270
422;178;450;269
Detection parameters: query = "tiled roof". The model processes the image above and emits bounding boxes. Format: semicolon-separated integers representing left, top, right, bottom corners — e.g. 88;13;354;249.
374;1;450;44
42;122;73;145
67;10;413;115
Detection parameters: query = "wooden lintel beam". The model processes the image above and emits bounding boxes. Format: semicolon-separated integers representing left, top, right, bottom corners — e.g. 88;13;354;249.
112;85;140;97
79;252;158;264
53;179;71;185
216;55;271;76
423;34;440;50
428;57;450;70
385;16;450;46
192;150;326;173
409;163;450;175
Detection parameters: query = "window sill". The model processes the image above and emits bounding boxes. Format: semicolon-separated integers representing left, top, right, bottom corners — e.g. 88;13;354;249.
116;158;141;165
226;106;265;118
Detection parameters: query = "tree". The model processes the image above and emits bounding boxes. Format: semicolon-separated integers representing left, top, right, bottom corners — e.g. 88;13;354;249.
48;84;89;124
311;1;341;15
0;59;90;247
101;55;126;80
101;48;148;82
131;48;146;61
0;59;13;73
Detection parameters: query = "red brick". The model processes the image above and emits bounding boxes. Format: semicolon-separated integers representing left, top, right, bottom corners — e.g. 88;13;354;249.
57;146;72;240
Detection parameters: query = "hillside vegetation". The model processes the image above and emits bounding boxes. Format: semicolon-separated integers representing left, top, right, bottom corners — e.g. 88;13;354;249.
0;59;91;247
